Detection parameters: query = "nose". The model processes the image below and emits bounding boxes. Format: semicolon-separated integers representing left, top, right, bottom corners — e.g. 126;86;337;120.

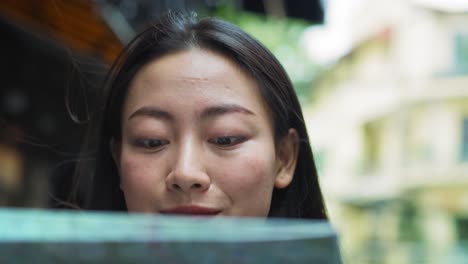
166;138;210;193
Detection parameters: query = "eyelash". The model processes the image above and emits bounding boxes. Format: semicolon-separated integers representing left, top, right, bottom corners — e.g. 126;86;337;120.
132;136;246;150
208;136;246;147
133;138;169;149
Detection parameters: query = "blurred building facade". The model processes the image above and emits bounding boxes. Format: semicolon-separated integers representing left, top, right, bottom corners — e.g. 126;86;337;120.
304;0;468;262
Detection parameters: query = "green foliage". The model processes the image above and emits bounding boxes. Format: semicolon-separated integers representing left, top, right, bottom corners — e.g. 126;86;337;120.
208;3;320;104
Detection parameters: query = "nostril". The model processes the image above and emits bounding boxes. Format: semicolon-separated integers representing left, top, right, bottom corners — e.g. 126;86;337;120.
172;183;181;190
192;183;202;189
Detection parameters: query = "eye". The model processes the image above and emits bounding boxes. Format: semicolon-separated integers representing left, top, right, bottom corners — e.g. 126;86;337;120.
208;136;246;147
133;138;169;149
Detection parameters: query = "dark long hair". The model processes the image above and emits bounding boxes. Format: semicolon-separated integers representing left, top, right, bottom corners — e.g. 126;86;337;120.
72;11;327;219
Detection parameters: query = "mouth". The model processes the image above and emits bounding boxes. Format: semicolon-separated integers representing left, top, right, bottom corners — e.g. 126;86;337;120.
159;205;221;216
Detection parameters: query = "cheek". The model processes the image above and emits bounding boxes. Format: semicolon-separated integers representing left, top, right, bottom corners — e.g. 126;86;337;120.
118;152;161;196
216;150;277;199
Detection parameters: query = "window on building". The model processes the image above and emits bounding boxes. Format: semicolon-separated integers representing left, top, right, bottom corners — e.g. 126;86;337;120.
454;32;468;73
363;122;380;172
455;216;468;240
461;117;468;162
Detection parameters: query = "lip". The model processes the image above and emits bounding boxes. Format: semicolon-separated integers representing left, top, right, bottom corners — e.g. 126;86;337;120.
159;205;221;216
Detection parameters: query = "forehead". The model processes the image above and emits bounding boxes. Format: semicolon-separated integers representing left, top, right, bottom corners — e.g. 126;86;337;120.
135;48;246;83
124;48;270;118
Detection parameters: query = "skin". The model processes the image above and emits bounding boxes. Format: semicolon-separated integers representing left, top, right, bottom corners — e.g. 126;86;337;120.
112;48;298;217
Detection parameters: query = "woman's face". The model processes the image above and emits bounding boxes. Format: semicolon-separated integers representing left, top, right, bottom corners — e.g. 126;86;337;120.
113;48;297;217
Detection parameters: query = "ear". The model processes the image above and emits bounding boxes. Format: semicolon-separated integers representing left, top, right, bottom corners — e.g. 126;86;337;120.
274;128;299;189
110;137;121;171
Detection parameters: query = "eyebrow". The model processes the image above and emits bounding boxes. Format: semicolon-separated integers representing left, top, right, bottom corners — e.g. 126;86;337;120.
128;107;173;120
200;104;255;119
128;104;255;121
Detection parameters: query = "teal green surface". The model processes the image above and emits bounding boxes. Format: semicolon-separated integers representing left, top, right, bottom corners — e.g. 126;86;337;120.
0;208;342;263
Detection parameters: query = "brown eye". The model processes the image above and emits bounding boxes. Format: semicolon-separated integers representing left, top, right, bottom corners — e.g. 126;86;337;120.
134;139;169;149
209;136;245;147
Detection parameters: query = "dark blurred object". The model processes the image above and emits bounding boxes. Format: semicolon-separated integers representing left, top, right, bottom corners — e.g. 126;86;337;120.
241;0;324;22
100;0;324;38
0;0;120;207
0;0;123;63
99;0;204;41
